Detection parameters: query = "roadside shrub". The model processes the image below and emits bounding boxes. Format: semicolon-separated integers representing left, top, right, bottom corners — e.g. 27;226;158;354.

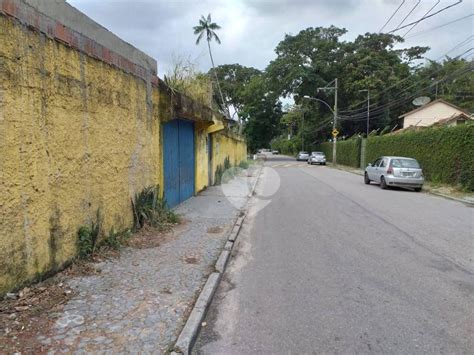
132;185;180;231
366;125;474;190
316;138;361;168
270;136;297;155
238;160;250;169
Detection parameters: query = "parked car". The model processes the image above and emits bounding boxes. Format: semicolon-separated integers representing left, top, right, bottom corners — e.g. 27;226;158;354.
364;156;424;191
308;152;326;165
296;151;309;161
272;150;279;155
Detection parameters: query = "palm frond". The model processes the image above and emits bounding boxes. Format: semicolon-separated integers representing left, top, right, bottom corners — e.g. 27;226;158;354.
195;31;204;45
213;33;221;45
207;13;211;23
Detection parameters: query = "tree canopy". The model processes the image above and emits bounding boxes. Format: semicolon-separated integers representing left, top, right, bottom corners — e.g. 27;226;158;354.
205;26;472;153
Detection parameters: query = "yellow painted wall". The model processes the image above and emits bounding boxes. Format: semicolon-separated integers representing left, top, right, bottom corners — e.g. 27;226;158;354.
195;122;209;192
0;16;161;294
210;131;247;185
0;14;247;295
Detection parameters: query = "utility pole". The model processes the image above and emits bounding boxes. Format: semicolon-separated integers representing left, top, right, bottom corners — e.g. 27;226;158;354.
359;89;370;137
302;110;305;151
316;78;339;164
333;78;338;165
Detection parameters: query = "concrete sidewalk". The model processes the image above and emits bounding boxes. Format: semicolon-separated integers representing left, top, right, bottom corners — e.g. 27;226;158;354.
33;166;260;353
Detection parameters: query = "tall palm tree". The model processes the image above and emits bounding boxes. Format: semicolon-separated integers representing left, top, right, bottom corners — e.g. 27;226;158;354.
193;14;229;119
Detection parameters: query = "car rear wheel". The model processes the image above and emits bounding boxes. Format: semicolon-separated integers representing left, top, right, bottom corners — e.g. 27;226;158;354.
414;187;422;192
380;176;388;189
364;172;370;184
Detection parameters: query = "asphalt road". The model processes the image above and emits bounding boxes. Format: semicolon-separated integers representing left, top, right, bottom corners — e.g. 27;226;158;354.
194;154;474;354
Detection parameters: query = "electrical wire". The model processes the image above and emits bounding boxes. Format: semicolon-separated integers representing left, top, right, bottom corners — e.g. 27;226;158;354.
435;36;473;61
404;14;473;39
402;0;440;37
387;0;463;34
379;0;406;33
392;0;421;33
339;64;472;122
338;42;473;114
339;61;473;119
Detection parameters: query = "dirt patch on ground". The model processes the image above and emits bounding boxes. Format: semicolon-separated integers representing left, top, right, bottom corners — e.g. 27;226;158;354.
126;219;188;249
0;221;187;354
0;278;75;354
207;226;224;234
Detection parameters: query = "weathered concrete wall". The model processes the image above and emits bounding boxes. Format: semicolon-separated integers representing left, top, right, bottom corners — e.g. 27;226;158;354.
210;131;247;185
0;13;161;294
0;1;246;295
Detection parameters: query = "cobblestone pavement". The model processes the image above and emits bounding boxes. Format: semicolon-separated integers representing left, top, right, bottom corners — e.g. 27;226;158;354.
36;166;259;354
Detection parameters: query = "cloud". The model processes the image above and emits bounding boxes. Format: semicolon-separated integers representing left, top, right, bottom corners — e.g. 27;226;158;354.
67;0;473;76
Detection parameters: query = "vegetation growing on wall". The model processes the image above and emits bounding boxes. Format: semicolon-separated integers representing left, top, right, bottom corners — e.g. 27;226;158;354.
163;56;213;107
367;125;474;190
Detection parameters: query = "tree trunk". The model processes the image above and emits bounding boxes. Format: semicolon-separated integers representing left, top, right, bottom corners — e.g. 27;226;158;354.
207;40;231;120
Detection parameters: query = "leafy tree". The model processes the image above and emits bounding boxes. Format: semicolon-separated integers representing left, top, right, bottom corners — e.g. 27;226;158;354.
209;64;261;132
239;76;282;152
193;14;229;117
411;58;474;112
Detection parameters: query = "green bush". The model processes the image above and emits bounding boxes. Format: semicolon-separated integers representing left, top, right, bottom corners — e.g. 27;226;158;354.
238;160;250;169
132;185;180;231
317;138;361;168
366;125;474;190
270;136;297;155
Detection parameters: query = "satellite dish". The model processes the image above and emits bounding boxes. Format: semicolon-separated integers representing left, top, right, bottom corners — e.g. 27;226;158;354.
412;96;431;106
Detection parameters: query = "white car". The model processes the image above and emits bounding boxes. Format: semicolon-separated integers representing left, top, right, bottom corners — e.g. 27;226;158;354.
296;151;309;161
365;156;424;191
308;152;326;165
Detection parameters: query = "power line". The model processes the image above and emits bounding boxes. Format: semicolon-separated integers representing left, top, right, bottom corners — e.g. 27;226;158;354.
435;36;473;61
387;0;463;34
392;0;421;33
338;41;473;114
405;14;473;39
339;64;473;122
402;0;440;37
340;60;473;119
379;0;406;33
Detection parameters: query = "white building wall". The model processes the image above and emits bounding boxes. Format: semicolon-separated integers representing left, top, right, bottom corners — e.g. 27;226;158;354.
403;102;464;128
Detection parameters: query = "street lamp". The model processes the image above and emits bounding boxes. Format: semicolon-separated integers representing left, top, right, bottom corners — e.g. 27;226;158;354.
303;78;338;164
359;89;370;137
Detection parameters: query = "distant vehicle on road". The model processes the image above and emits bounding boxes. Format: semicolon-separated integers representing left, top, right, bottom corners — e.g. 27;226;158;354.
272;150;279;155
365;156;424;191
296;151;309;161
308;152;326;165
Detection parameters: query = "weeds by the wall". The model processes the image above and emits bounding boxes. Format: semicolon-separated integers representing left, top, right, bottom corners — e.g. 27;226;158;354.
101;229;132;250
132;185;180;231
238;160;250;169
77;209;102;259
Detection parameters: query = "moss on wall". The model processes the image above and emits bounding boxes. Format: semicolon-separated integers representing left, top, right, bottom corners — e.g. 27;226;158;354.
0;15;161;294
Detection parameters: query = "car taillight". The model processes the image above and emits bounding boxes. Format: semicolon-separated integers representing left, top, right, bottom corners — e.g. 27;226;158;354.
387;166;393;175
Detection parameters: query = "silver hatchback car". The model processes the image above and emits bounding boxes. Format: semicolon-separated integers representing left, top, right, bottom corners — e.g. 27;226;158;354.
296;151;309;161
364;156;424;191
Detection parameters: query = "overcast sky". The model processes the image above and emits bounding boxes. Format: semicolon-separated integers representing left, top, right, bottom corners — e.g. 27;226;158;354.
67;0;473;76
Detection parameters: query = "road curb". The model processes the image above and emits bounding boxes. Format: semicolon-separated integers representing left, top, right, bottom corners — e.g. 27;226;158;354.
173;272;221;354
427;191;474;206
172;163;263;354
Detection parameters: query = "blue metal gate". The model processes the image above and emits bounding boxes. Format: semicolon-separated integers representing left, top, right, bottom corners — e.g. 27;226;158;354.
163;119;195;208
